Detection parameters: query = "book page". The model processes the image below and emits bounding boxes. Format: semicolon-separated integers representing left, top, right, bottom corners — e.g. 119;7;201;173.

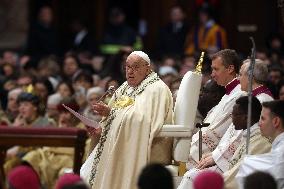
62;104;100;129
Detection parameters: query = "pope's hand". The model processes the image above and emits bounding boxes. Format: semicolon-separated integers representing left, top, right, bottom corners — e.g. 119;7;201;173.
196;155;216;169
92;102;110;117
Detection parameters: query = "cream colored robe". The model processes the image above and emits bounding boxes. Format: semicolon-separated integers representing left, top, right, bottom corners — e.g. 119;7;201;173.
223;125;271;189
22;123;87;189
80;72;173;189
23;147;74;188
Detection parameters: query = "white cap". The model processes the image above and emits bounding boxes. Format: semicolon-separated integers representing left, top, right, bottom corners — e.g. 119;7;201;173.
158;66;178;76
86;87;104;100
47;93;63;105
8;88;23;98
129;51;151;65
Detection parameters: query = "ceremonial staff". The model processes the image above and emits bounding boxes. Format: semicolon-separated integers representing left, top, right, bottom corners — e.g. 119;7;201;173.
246;37;256;154
194;51;209;161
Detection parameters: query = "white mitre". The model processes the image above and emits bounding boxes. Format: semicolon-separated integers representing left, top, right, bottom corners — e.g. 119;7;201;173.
129;51;151;65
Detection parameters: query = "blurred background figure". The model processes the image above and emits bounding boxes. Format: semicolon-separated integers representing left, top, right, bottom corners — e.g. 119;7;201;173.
185;4;227;56
12;92;55;128
25;6;59;66
244;171;277;189
46;93;63;122
7;165;41;189
55;173;90;189
137;163;174;189
100;7;142;55
70;19;98;55
193;170;224;189
6;88;23;123
267;66;283;99
83;87;104;122
156;5;189;58
279;81;284;100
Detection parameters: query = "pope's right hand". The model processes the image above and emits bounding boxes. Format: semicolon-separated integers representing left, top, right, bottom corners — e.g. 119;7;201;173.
92;102;110;117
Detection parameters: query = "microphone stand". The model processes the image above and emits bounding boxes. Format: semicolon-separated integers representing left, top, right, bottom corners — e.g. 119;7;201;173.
196;122;210;160
246;37;256;154
97;86;115;102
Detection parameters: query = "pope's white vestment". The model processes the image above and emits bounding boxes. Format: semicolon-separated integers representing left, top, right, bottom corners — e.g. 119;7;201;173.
80;72;173;189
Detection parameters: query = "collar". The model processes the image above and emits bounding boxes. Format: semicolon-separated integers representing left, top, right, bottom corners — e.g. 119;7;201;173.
225;78;240;95
252;85;273;97
272;132;284;150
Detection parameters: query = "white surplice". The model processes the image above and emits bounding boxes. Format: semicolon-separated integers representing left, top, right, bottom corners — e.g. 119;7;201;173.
177;123;270;189
236;132;284;189
211;91;273;172
188;79;245;168
212;124;243;172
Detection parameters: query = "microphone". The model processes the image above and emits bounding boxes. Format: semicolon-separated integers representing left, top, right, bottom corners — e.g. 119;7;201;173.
97;86;116;102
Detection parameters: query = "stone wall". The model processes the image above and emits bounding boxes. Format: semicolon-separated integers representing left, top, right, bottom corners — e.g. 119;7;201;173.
0;0;28;50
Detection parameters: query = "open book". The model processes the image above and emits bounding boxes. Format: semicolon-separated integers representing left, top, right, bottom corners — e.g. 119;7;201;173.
62;104;100;129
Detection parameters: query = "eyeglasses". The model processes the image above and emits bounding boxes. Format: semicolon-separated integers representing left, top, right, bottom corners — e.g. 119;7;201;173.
125;64;148;72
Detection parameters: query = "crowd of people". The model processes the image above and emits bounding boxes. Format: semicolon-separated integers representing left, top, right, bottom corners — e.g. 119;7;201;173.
0;2;284;189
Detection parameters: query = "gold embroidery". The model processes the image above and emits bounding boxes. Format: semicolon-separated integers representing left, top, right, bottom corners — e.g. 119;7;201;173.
112;95;134;108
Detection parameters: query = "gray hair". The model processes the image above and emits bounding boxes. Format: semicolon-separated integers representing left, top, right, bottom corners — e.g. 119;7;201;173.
242;59;268;84
8;88;23;98
86;87;104;101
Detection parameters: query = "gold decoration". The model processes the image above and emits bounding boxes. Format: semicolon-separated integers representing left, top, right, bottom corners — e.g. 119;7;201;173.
112;95;134;108
23;84;35;94
194;52;205;74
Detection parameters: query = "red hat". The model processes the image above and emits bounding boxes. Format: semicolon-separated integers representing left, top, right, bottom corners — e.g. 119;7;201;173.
193;170;224;189
55;173;82;189
7;165;41;189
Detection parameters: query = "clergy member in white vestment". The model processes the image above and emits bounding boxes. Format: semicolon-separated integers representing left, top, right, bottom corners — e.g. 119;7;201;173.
80;51;174;189
236;100;284;189
188;49;245;168
177;96;268;189
222;97;271;189
200;59;273;176
239;58;274;103
181;58;275;180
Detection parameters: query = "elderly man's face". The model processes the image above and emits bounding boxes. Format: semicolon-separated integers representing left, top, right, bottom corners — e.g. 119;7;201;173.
239;63;249;91
125;55;150;87
8;93;19;112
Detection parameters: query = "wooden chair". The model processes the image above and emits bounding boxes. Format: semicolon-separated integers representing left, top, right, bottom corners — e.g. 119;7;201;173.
0;126;88;186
